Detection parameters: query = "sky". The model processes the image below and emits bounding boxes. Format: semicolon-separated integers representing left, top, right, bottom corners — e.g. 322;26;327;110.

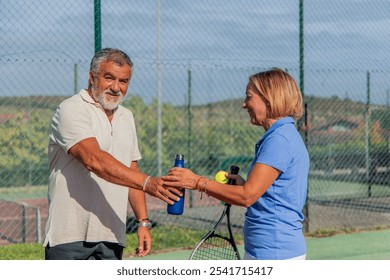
1;0;389;105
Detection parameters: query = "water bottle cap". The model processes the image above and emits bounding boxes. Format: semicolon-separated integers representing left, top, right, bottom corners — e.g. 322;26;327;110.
176;154;184;160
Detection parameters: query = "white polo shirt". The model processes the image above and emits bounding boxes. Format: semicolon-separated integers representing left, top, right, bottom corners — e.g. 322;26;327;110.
43;89;141;247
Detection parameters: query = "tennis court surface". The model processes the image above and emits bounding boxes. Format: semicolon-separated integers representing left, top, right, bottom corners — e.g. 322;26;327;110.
128;229;390;260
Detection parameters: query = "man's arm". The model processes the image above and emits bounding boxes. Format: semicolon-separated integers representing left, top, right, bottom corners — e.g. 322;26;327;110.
68;137;181;204
128;161;152;257
128;161;148;221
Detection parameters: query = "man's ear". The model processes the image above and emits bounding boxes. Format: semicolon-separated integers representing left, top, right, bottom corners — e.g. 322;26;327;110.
88;71;94;88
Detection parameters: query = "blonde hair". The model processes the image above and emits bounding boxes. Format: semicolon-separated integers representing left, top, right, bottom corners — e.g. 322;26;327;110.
249;68;303;120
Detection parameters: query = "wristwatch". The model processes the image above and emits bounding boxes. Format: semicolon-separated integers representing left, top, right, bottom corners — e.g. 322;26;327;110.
137;220;152;229
137;221;152;228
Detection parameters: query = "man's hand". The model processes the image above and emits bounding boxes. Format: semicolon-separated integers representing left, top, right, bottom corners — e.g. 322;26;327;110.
136;227;152;257
144;176;182;205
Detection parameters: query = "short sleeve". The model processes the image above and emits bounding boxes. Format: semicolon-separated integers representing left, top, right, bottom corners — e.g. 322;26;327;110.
50;98;95;153
256;134;291;173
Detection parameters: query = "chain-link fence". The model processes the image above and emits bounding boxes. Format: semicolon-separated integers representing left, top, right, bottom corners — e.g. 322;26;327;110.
1;1;389;253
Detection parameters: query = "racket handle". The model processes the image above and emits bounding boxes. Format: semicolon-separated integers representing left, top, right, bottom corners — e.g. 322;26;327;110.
227;165;240;185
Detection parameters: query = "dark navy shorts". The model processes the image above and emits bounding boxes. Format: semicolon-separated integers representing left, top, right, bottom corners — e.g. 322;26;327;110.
45;241;124;260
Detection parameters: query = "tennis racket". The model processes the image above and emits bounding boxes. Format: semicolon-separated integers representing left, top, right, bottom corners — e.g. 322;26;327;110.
189;165;241;260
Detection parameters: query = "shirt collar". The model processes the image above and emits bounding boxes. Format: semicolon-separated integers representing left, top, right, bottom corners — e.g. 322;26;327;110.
79;89;98;105
266;116;294;135
256;116;295;147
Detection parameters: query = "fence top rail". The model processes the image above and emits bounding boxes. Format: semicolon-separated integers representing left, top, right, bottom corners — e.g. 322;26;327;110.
0;199;40;210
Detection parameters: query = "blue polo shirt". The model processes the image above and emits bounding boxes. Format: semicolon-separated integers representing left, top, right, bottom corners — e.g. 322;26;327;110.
244;117;309;260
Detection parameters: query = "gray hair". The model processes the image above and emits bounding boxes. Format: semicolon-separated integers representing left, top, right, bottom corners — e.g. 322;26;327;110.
89;48;133;88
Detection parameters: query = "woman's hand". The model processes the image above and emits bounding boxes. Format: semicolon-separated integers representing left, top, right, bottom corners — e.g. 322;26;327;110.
225;173;246;186
162;167;202;190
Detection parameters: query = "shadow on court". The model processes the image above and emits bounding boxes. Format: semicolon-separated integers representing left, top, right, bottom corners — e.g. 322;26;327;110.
130;229;390;260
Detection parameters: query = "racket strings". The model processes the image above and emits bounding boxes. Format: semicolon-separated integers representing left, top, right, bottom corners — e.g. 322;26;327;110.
190;235;239;260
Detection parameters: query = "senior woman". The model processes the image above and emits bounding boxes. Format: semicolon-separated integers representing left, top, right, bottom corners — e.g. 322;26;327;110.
163;68;309;260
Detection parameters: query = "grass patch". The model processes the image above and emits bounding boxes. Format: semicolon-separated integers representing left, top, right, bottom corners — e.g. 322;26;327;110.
305;225;390;238
0;243;45;260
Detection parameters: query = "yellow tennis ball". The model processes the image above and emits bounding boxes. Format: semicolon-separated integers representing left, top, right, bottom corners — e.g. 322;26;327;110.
214;170;228;184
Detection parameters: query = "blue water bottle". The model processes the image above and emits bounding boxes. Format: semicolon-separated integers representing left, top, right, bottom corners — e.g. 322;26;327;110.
167;154;185;215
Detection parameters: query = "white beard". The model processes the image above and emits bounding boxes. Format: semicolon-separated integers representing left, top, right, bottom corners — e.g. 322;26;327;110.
92;88;124;111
